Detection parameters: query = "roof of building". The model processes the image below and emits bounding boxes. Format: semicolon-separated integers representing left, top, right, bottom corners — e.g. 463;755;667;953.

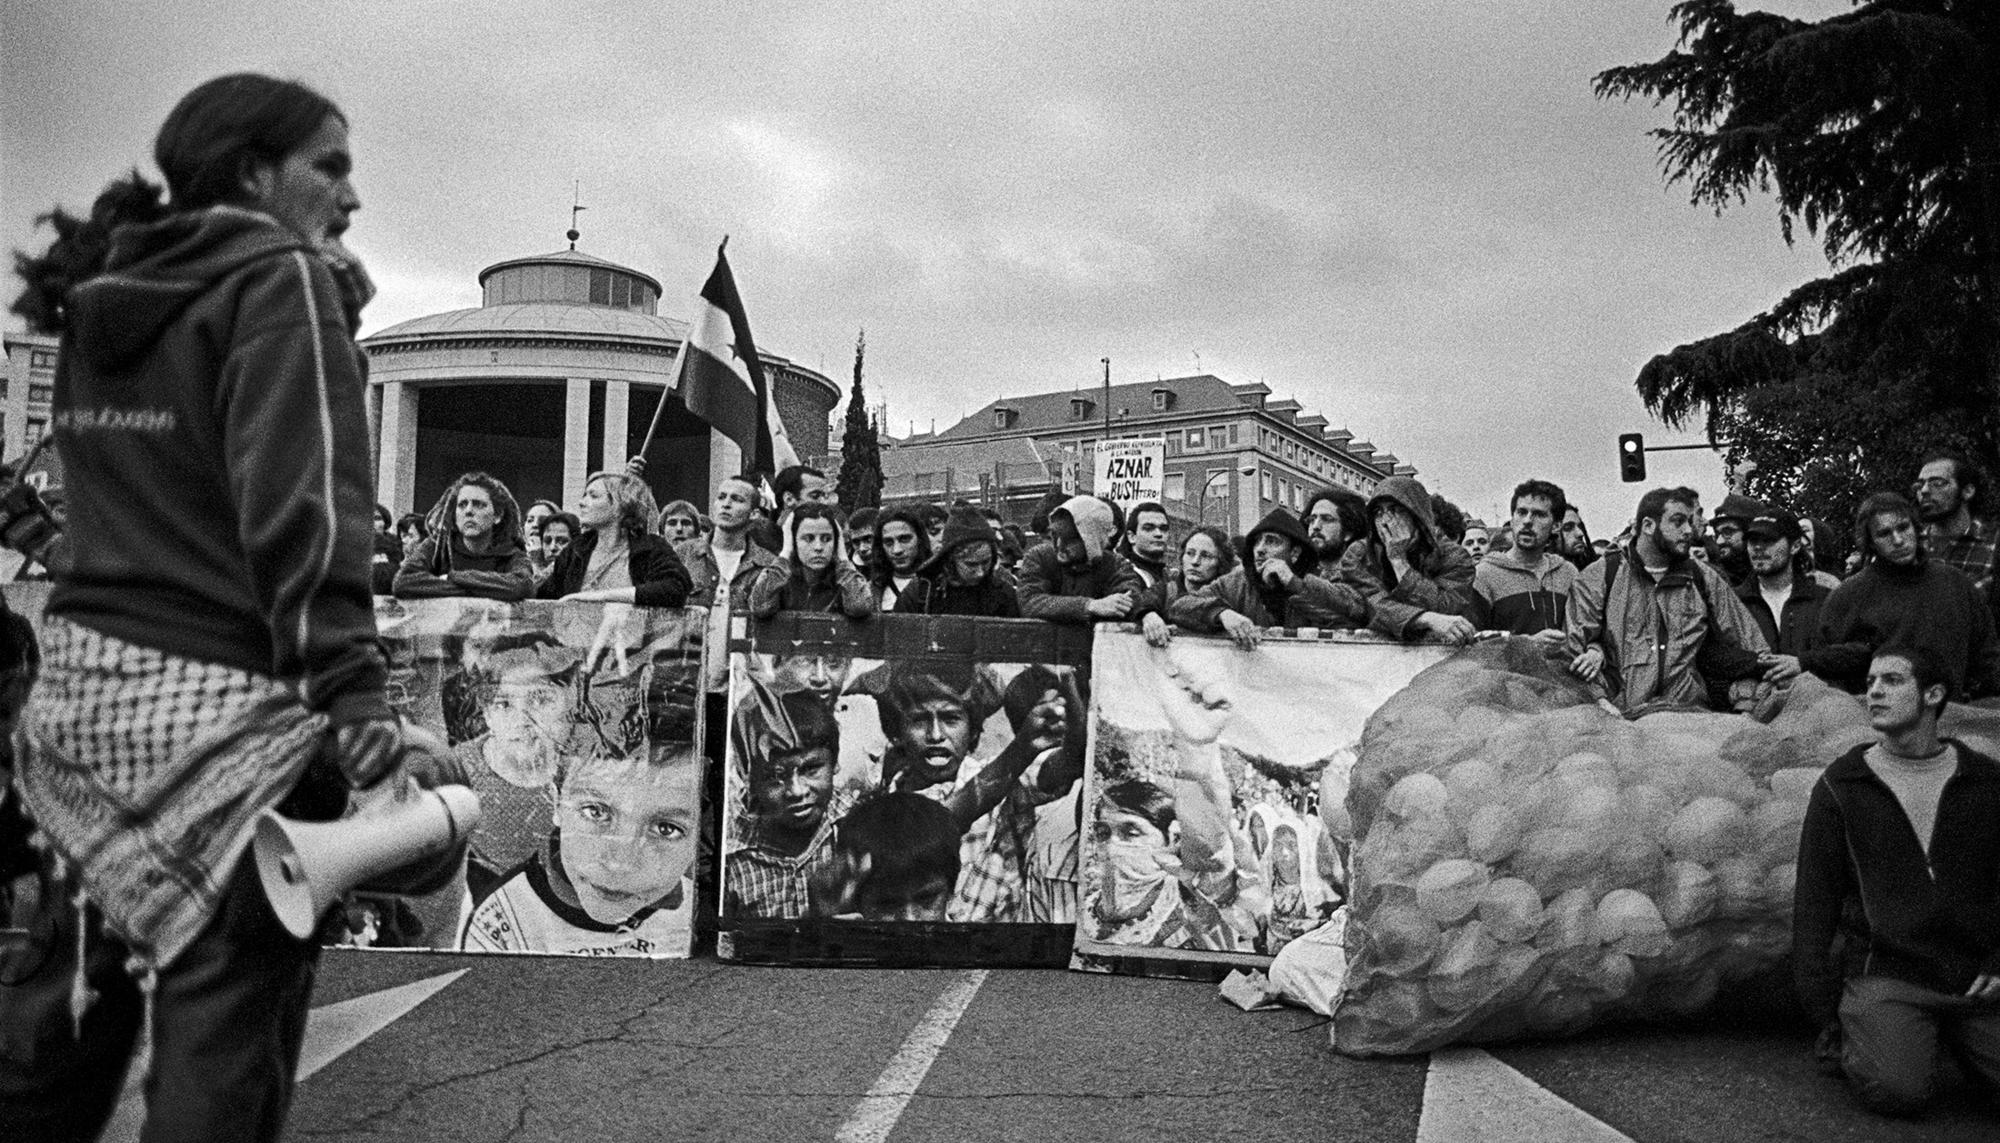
882;435;1047;478
944;374;1252;439
477;248;663;293
362;302;690;345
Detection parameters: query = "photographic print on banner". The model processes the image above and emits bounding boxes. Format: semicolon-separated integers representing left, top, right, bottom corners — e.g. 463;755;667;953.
1073;629;1451;973
372;597;704;957
718;612;1092;966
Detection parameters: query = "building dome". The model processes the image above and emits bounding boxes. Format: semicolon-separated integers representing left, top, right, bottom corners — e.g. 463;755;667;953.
362;245;837;516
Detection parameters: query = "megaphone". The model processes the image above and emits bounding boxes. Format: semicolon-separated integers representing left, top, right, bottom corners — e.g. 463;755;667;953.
254;784;481;940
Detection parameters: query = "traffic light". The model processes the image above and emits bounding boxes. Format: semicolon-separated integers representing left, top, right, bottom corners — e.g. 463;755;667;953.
1618;433;1647;483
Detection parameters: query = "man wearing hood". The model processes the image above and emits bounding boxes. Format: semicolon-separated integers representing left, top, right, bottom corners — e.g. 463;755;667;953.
1018;495;1144;625
392;471;535;601
1171;507;1369;649
1709;491;1763;589
1816;492;2000;699
1304;487;1369;579
1335;475;1479;644
894;505;1021;617
1565;486;1773;713
1471;479;1575;642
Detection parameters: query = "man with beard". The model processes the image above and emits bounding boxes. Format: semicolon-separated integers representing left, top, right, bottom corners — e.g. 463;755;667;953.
1708;492;1764;589
1018;495;1143;625
1335;475;1479;644
1792;646;2000;1116
868;662;1074;921
1734;508;1837;687
1303;487;1369;578
1471;479;1575;641
1565;486;1770;713
725;688;849;920
1913;450;2000;615
1557;504;1596;571
392;471;535;601
1816;492;2000;699
1118;501;1173;588
1171;507;1368;648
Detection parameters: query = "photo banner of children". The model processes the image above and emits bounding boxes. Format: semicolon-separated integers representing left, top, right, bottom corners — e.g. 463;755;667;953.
1073;629;1452;975
369;597;705;957
718;613;1094;966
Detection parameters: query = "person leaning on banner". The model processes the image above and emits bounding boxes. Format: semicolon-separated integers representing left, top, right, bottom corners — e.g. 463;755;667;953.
751;502;876;619
893;504;1021;618
1131;524;1235;647
1813;491;2000;701
535;470;689;607
1563;486;1774;715
1792;645;2000;1117
392;470;535;601
0;74;464;1143
1334;475;1479;645
1018;494;1143;625
1170;508;1369;650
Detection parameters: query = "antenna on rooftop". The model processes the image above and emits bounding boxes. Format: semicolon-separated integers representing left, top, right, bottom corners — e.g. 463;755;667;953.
567;180;586;250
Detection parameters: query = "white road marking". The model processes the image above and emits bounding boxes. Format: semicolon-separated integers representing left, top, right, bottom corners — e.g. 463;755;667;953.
1417;1047;1637;1143
835;969;989;1143
100;967;468;1142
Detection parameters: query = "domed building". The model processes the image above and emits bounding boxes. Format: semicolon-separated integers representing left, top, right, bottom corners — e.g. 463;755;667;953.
363;245;838;516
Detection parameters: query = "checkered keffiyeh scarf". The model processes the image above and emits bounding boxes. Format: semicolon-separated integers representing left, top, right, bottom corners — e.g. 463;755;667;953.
18;617;327;967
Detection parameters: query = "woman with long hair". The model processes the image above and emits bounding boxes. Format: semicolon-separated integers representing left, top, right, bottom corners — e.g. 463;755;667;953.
3;74;457;1141
750;502;876;618
1134;524;1236;646
536;470;691;606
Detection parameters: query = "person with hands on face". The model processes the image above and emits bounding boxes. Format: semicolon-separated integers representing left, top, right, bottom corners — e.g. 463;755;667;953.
750;502;876;619
1793;646;2000;1117
1017;495;1144;626
1334;475;1479;645
1171;508;1369;650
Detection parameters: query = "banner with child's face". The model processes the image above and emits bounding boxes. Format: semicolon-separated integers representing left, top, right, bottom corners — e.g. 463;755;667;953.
1073;629;1453;972
719;613;1093;966
369;597;705;957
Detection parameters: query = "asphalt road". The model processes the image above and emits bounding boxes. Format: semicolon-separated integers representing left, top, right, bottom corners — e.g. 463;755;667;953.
286;950;1995;1143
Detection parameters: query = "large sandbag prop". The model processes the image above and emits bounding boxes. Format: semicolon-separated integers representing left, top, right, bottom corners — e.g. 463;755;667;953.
1328;637;1879;1056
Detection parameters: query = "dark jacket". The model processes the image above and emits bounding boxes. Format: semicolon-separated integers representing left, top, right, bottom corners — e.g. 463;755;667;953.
48;206;386;723
894;572;1020;617
1815;557;2000;699
1016;543;1144;624
1562;545;1769;713
751;560;875;618
1793;740;2000;1026
1733;573;1837;674
395;533;534;601
536;530;692;608
1334;476;1477;640
1470;548;1575;636
1172;507;1368;631
372;532;403;597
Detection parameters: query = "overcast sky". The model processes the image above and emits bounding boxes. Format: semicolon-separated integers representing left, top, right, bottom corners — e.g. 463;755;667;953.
2;1;1844;530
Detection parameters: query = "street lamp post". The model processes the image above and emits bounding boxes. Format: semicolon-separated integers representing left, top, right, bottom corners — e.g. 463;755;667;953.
1195;470;1229;527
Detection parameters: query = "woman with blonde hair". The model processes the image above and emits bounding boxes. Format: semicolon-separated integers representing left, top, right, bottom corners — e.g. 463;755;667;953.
536;471;691;606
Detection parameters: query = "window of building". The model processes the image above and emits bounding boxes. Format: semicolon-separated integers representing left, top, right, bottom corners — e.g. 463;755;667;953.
1164;472;1186;502
1070;398;1094;420
1292;484;1304;510
1184;427;1202;450
1229;424;1239;446
1260;471;1273;501
25;417;46;442
28;385;52;404
30;350;55;369
1152;390;1169;411
1285;441;1298;462
994;408;1017;430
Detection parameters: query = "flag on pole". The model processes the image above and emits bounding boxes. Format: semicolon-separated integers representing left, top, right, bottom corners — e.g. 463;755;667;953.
672;239;799;478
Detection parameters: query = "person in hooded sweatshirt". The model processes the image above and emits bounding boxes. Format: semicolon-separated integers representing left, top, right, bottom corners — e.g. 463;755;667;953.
1471;478;1576;643
393;470;535;601
1335;475;1480;644
1018;495;1144;625
1171;507;1370;648
2;74;461;1142
895;505;1021;617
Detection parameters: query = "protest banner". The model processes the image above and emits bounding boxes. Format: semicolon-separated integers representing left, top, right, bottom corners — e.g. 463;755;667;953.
717;612;1092;967
1;586;707;958
1072;627;1452;976
1091;437;1163;507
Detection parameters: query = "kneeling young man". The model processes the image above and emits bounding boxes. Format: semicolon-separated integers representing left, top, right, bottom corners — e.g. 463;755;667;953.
1793;646;2000;1116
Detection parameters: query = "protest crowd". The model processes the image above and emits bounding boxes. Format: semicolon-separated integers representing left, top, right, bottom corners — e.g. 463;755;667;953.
0;72;1996;1141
